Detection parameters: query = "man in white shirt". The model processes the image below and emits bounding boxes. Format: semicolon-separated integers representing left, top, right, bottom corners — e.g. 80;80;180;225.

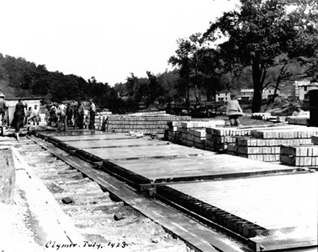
89;99;96;130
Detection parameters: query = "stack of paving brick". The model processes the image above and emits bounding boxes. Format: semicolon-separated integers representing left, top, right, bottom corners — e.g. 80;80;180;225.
235;126;318;162
93;112;112;130
205;127;254;152
180;121;226;148
164;120;225;148
186;129;206;149
105;114;191;134
164;121;183;143
280;134;318;166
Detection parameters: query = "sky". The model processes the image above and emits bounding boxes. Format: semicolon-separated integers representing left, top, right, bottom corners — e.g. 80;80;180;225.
0;0;239;86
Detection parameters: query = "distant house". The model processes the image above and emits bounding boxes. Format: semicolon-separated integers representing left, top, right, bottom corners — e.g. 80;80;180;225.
240;89;254;101
215;91;231;102
262;86;280;100
295;80;318;101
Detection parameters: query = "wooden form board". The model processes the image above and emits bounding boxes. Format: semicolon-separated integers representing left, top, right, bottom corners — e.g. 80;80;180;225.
111;154;296;181
168;173;318;248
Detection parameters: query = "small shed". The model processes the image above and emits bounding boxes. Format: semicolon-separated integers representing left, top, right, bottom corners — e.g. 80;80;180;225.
295;80;318;101
240;89;254;101
215;91;231;102
262;86;281;100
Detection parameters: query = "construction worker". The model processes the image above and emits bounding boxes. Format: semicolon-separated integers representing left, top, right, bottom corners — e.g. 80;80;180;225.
226;94;243;126
0;92;8;127
89;99;96;130
13;99;26;141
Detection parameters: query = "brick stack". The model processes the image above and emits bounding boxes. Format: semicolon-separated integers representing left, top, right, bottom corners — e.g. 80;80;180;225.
186;129;206;149
279;134;318;166
205;127;254;152
234;126;318;162
94;112;112;130
236;137;284;162
164;121;183;142
105;114;191;134
280;144;318;166
164;120;226;148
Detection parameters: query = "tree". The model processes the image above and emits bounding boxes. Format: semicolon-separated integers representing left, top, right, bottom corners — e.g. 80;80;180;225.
126;73;139;99
195;47;224;101
204;0;318;112
147;71;164;104
169;37;195;107
157;70;179;102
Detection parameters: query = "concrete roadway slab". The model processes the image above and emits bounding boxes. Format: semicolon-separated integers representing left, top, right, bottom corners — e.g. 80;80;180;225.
49;133;134;142
63;138;169;149
168;172;318;247
111;154;297;181
85;144;210;160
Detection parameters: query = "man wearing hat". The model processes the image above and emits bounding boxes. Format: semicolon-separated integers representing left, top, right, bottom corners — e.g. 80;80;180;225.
0;92;8;127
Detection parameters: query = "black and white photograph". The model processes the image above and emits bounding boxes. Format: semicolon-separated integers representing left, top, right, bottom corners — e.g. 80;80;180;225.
0;0;317;251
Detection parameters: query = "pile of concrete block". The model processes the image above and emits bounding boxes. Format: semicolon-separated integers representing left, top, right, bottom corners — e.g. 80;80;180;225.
105;114;191;134
93;112;112;130
280;135;318;166
234;126;318;162
164;120;226;148
186;129;206;149
205;127;254;152
280;145;318;166
164;121;182;142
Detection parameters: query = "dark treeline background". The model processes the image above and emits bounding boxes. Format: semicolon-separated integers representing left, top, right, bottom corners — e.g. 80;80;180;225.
0;53;231;113
0;53;178;113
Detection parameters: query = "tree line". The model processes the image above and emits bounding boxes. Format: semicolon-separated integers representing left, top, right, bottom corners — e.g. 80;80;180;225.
0;54;183;113
1;0;318;113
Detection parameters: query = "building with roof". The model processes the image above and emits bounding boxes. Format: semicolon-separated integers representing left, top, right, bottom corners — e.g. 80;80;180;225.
215;91;231;102
294;80;318;101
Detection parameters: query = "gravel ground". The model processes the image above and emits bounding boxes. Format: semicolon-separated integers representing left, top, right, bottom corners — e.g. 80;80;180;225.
0;187;44;252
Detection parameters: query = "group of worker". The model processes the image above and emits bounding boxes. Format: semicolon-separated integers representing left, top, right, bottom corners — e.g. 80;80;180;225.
1;92;96;140
47;99;96;131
